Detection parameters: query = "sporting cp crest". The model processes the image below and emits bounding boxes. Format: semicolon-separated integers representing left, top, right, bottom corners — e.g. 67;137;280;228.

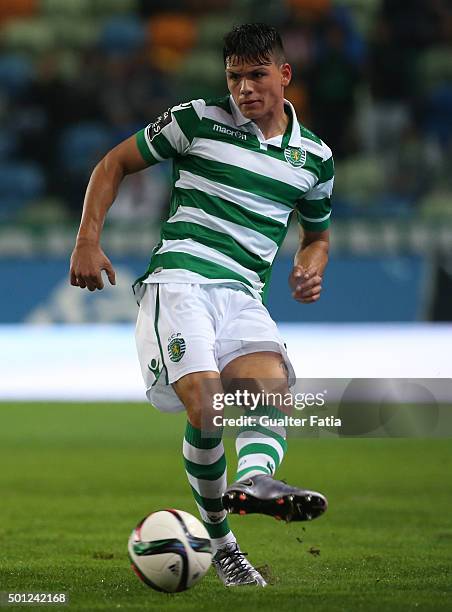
284;146;306;167
168;334;186;362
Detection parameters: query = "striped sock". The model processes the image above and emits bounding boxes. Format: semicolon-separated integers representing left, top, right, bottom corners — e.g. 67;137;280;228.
183;421;236;551
235;405;288;481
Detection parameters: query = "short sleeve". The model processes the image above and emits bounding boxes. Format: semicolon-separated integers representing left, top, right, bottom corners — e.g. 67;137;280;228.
135;99;206;166
296;143;334;232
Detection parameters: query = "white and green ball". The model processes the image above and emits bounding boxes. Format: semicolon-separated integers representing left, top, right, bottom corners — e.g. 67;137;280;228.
128;509;212;593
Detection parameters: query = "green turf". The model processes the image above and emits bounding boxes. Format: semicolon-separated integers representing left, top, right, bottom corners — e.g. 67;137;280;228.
0;403;451;611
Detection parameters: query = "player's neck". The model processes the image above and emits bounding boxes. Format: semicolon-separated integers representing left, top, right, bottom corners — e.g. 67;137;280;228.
253;103;288;140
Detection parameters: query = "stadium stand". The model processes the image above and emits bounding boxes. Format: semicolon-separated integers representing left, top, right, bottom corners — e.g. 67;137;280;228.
0;0;450;320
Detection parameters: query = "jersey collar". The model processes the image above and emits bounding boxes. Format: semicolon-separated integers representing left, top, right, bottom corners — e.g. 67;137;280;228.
229;95;302;149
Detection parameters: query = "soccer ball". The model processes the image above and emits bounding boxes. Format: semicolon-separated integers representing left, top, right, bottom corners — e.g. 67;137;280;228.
128;509;212;592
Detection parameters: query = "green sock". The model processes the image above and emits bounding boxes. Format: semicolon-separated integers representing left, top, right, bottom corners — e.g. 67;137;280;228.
235;405;288;481
183;421;236;551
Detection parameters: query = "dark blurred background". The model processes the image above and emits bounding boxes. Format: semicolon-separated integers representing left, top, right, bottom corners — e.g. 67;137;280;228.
0;0;451;324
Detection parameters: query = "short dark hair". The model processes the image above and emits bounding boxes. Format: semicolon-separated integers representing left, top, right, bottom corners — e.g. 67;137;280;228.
223;23;286;66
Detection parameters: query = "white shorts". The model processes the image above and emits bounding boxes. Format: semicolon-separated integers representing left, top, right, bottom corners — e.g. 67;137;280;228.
135;283;296;412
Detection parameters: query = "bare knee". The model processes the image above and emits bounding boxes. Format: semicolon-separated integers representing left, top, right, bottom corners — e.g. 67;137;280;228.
221;351;289;392
221;351;290;412
173;371;223;429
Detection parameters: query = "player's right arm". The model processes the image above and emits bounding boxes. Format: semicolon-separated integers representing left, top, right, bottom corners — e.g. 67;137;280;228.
70;134;149;291
70;100;205;291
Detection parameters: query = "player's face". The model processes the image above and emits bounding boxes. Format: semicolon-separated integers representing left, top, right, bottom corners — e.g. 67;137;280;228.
225;56;291;121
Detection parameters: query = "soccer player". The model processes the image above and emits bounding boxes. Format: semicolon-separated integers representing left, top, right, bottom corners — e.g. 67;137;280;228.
70;23;333;587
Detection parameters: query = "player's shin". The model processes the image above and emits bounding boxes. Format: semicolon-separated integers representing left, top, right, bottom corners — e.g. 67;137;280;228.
183;421;236;552
235;405;287;481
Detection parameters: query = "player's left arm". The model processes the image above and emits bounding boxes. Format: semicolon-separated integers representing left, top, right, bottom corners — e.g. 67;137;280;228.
290;140;334;303
289;227;329;303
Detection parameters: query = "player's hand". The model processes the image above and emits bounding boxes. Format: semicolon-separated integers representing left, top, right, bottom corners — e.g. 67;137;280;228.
69;239;116;291
289;265;322;303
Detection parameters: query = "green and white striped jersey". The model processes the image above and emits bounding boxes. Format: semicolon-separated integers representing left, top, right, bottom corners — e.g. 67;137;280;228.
134;95;334;302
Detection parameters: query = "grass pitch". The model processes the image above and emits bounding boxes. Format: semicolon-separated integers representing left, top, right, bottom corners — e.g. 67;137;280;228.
0;403;451;611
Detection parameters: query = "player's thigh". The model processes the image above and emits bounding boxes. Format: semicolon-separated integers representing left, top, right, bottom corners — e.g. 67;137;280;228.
136;283;220;409
217;288;296;395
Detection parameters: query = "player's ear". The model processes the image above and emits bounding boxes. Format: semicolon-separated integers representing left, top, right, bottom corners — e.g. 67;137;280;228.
280;63;292;87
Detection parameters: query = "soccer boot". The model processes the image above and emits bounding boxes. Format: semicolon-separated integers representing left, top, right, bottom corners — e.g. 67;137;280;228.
222;474;327;522
212;542;267;587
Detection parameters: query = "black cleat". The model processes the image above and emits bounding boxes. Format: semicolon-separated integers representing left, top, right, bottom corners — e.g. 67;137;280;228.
222;474;327;522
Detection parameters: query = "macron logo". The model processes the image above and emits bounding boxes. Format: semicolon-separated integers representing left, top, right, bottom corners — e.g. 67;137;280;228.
213;124;247;141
